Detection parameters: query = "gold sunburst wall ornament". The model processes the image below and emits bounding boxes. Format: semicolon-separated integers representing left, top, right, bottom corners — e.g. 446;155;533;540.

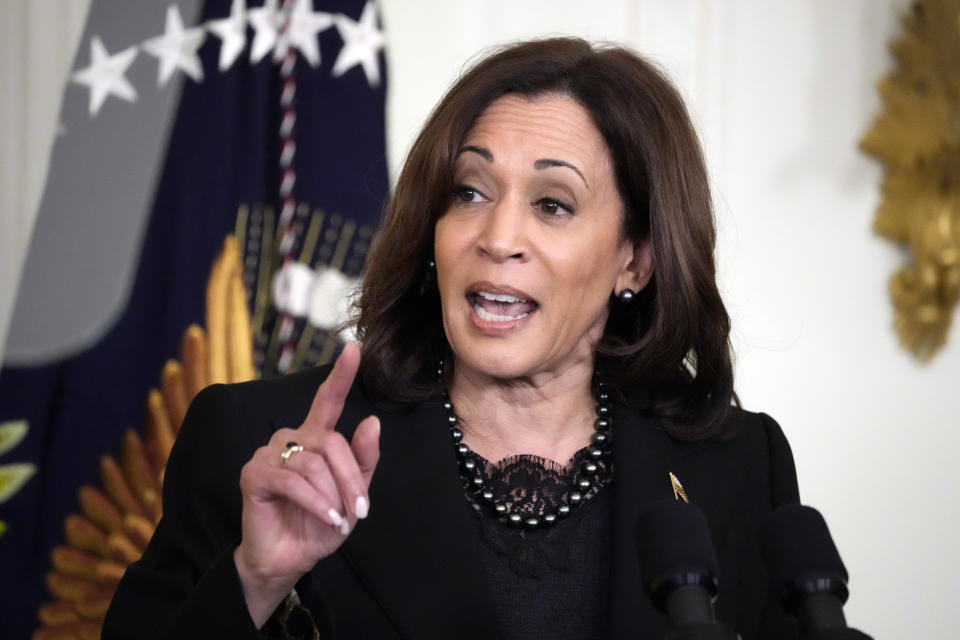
33;236;256;640
860;0;960;360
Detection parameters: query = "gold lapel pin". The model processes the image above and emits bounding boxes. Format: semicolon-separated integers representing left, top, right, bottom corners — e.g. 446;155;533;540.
669;472;689;503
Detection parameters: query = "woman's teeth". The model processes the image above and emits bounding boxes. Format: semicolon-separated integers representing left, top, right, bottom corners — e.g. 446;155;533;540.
473;304;530;322
477;291;524;303
471;290;536;322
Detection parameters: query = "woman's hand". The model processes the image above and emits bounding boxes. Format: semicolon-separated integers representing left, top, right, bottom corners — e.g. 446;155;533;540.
233;342;380;627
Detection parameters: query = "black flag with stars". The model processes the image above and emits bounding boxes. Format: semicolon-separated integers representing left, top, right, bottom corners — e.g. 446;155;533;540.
0;1;387;636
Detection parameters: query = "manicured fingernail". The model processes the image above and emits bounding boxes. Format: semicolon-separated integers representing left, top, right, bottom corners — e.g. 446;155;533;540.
328;509;343;527
339;519;350;535
355;496;369;519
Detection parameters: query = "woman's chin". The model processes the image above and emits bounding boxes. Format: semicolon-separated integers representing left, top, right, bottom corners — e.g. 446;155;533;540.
450;346;536;383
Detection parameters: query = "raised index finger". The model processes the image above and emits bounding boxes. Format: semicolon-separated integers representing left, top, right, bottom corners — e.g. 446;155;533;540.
302;341;361;432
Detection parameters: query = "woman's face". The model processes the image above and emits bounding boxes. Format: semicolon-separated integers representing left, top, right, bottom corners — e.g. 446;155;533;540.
434;93;650;384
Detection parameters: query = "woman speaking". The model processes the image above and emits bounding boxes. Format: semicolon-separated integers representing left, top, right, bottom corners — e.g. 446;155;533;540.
104;38;799;639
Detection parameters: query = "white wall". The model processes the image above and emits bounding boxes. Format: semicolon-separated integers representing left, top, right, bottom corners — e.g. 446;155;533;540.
2;0;956;636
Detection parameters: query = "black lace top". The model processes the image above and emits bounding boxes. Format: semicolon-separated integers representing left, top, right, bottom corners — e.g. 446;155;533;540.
465;448;615;640
264;448;616;640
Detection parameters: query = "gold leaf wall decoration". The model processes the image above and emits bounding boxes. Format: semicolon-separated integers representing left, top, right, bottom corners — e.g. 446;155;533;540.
861;0;960;360
0;420;36;535
0;420;29;456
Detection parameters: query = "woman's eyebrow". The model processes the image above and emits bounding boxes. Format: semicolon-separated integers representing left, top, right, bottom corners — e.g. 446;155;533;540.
456;145;493;161
534;158;588;187
457;146;588;188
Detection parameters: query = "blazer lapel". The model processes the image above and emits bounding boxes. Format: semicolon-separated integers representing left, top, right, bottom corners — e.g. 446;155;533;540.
335;396;502;640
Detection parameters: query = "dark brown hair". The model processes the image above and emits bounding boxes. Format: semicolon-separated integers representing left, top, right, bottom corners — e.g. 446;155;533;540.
355;37;739;441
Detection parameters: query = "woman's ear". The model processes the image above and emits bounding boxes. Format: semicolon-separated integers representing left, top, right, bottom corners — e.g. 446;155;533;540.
616;236;654;295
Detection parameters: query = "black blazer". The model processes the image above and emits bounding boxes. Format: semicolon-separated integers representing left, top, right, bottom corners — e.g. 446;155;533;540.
104;366;801;639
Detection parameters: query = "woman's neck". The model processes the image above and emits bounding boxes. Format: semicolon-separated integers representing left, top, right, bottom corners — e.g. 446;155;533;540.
448;363;597;465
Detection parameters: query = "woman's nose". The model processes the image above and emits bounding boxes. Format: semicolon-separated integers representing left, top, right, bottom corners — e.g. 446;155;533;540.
476;197;527;262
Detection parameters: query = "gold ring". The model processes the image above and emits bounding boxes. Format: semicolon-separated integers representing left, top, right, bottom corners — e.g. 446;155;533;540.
281;441;304;465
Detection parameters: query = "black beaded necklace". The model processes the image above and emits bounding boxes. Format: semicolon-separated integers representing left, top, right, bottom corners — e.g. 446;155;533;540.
441;376;614;530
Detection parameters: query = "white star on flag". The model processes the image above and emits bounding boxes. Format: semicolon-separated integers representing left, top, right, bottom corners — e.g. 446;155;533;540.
249;0;282;64
71;36;139;116
275;0;334;67
208;0;248;71
142;5;206;85
332;1;384;87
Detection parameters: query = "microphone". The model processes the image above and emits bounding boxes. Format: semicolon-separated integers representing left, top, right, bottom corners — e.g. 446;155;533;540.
636;499;738;640
760;504;873;640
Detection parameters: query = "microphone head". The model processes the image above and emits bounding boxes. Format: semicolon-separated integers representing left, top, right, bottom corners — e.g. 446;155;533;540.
761;504;850;610
636;499;720;611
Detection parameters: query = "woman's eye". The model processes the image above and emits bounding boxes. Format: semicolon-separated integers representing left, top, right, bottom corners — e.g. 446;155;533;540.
535;197;574;216
453;185;484;204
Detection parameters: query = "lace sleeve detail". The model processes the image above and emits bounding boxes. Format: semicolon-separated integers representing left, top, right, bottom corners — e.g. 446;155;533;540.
261;590;320;640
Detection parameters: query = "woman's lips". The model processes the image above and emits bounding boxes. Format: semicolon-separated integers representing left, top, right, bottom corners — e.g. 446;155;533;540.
466;284;539;326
